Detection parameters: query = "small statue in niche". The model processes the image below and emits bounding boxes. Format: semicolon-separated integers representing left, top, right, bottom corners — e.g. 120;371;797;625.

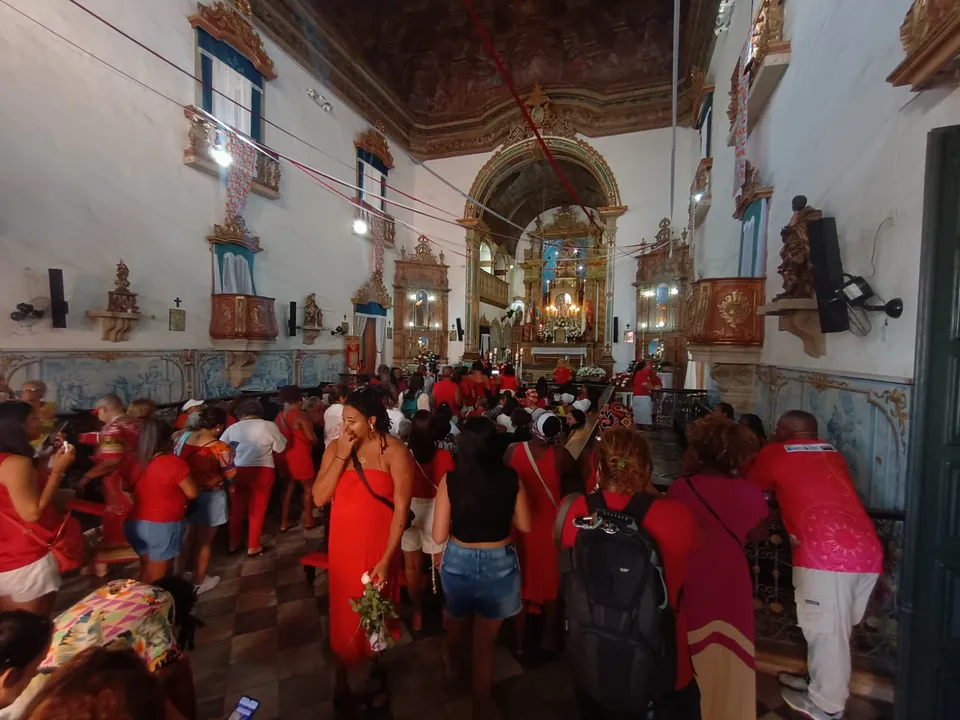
775;195;822;300
303;293;322;329
107;260;140;314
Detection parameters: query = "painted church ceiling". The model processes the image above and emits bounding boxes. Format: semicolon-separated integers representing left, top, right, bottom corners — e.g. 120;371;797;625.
251;0;720;158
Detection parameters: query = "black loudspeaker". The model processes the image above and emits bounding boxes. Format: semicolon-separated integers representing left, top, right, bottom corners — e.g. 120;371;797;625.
456;318;464;341
48;269;68;328
288;301;298;337
808;217;850;334
613;316;619;343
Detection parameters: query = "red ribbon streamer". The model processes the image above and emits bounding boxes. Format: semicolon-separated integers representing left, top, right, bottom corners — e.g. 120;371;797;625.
461;0;604;233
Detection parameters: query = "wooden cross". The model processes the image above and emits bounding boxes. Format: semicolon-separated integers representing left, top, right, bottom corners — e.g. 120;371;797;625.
174;298;182;308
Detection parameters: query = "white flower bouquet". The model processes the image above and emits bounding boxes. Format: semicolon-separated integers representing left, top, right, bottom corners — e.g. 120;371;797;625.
576;365;608;380
350;572;398;653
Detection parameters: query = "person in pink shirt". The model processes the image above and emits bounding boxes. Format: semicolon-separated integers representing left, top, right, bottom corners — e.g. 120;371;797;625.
747;410;882;720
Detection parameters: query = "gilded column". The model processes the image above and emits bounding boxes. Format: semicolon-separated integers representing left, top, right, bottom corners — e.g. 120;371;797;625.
459;220;481;361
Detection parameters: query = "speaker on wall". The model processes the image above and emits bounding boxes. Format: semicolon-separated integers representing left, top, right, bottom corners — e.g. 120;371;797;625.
613;316;619;343
807;217;850;334
456;318;464;341
48;269;68;328
288;301;298;337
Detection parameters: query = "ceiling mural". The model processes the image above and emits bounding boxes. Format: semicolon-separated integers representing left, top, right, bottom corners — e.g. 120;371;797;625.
251;0;720;158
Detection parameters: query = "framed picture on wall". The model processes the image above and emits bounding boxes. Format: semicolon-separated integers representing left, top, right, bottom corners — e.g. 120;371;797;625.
738;198;768;277
168;309;186;332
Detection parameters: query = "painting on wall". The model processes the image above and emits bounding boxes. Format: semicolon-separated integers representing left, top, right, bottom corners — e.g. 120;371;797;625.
1;352;190;411
757;367;911;511
169;309;186;332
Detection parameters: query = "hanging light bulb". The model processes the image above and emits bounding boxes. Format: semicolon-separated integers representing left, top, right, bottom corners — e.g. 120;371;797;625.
210;143;233;168
353;218;368;235
694;192;704;202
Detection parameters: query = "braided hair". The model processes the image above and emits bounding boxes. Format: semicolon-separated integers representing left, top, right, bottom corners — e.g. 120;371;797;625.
344;386;392;445
596;426;653;494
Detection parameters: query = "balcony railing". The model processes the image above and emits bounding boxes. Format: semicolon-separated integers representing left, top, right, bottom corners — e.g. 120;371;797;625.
478;270;510;308
183;106;281;199
751;504;902;671
352;198;396;248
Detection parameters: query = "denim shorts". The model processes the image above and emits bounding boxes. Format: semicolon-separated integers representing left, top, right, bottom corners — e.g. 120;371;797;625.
188;489;228;527
440;540;521;620
124;520;184;562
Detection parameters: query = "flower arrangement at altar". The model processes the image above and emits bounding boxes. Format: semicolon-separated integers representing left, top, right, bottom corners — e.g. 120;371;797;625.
576;365;607;380
415;350;440;373
350;572;398;653
536;316;585;343
614;372;633;391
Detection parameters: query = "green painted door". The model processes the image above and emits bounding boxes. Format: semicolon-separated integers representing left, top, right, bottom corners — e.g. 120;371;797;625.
902;126;960;718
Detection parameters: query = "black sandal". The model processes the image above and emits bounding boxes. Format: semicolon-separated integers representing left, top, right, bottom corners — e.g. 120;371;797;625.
358;663;389;714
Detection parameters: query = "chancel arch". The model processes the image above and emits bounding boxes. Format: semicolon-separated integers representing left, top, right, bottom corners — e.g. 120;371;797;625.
461;102;626;376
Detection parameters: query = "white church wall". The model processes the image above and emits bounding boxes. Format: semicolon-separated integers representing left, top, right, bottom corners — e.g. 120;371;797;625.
413;152;492;364
589;129;698;371
0;0;412;382
701;0;960;381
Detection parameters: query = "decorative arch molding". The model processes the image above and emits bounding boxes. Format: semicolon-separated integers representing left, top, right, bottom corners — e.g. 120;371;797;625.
463;136;622;220
460;132;626;366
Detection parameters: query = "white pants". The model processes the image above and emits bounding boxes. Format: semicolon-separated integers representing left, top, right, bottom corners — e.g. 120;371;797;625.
401;498;445;555
793;567;878;714
632;395;653;426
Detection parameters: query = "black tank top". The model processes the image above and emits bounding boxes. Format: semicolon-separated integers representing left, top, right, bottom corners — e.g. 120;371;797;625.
446;465;519;543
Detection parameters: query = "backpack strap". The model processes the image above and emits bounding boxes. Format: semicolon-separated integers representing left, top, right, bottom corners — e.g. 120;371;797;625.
624;491;655;524
585;490;607;514
553;492;583;550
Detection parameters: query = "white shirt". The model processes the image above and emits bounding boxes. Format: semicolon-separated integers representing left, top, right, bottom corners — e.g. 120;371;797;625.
220;418;287;468
387;408;405;438
422;374;435;394
323;403;344;447
573;398;592;413
497;413;515;433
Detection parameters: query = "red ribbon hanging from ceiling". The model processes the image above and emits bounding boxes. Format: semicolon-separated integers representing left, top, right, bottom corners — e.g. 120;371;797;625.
461;0;604;233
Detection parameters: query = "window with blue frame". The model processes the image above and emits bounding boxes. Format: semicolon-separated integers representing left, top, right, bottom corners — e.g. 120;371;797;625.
356;148;389;212
197;28;263;141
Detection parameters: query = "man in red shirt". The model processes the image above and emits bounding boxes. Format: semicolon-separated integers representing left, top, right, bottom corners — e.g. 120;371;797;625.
554;358;573;386
748;410;882;720
430;366;462;416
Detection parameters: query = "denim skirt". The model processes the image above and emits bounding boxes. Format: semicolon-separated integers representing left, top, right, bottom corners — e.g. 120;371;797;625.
440;540;521;620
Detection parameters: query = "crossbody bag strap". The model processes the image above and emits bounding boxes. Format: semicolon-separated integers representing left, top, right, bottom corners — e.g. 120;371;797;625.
351;453;396;513
522;442;556;507
685;477;742;547
173;432;192;457
413;459;437;490
553;492;583;550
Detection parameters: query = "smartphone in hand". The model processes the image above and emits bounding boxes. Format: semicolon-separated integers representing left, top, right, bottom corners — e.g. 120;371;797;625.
227;696;259;720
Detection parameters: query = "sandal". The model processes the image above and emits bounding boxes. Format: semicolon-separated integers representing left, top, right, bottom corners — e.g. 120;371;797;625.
358;663;389;713
246;545;272;557
279;523;300;533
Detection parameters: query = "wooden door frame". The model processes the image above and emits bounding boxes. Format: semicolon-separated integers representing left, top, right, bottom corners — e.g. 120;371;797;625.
896;125;957;719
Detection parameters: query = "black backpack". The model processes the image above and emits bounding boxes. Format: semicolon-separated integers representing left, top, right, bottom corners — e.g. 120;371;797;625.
556;492;678;714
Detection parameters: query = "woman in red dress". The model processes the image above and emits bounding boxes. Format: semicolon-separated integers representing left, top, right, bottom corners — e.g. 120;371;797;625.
499;364;519;395
313;386;413;712
505;412;576;653
275;386;317;532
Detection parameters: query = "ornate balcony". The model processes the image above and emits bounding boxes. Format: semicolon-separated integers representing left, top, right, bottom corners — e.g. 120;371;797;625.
726;0;791;145
183;106;281;199
685;277;765;346
691;157;713;223
210;294;278;343
478;270;509;308
352;198;396;248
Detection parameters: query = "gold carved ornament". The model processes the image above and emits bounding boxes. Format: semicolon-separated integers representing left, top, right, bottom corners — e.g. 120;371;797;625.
888;0;960;89
355;129;395;170
718;290;752;334
352;271;393;309
189;2;277;80
208;215;262;252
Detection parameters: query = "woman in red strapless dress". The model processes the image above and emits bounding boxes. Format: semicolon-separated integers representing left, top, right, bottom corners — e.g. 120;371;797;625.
276;386;317;532
313;386;413;713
